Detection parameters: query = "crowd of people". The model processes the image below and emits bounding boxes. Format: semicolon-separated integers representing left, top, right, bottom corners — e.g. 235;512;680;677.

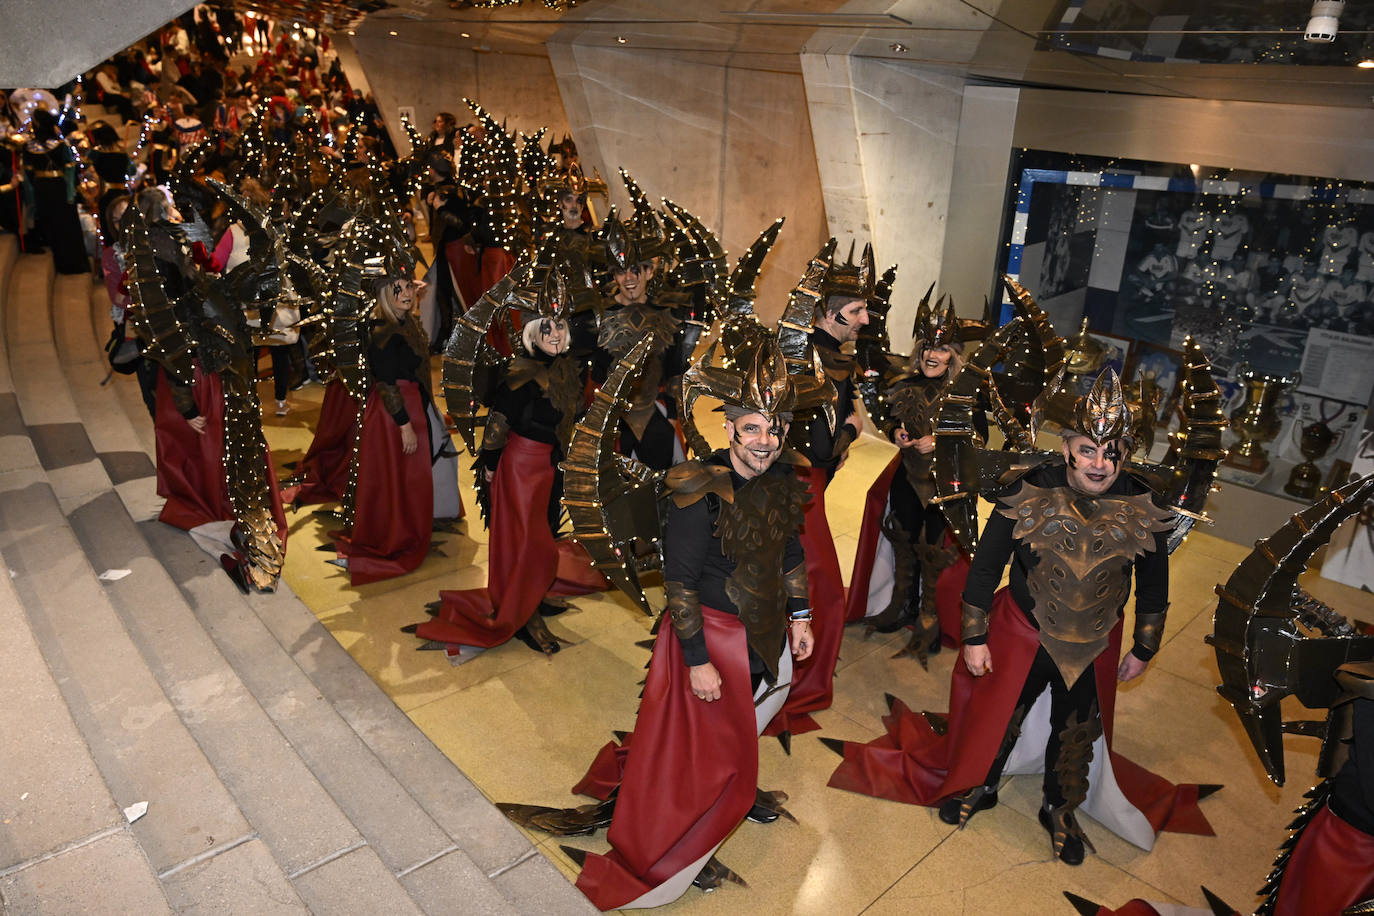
0;11;1370;915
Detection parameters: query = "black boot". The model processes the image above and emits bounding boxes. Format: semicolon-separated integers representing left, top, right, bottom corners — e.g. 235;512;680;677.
865;516;919;635
937;785;998;826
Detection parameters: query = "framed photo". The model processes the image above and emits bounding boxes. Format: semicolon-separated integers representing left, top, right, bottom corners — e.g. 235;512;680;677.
1123;342;1184;425
1071;331;1133;396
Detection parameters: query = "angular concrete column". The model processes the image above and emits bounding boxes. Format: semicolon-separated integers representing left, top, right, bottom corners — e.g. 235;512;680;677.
546;39;827;318
1;0;190;87
802;47;967;348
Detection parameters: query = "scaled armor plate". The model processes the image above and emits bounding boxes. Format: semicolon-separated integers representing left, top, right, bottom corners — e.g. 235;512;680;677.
999;482;1174;686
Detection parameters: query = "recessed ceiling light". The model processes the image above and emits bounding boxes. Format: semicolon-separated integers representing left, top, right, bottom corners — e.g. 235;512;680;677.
890;42;908;52
389;30;398;35
460;31;471;38
616;35;628;44
1358;58;1374;68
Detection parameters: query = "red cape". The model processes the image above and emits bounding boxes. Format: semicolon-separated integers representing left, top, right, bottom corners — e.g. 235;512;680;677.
334;380;432;585
416;432;605;649
155;368;288;547
828;588;1213;841
1274;802;1374;916
575;607;759;910
285;378;359;506
764;465;845;737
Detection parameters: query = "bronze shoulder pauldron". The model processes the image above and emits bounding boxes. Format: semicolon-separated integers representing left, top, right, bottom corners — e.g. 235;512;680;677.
665;460;735;509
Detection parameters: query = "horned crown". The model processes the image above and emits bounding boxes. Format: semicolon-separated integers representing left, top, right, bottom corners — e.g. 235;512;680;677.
820;238;876;304
1071;367;1132;445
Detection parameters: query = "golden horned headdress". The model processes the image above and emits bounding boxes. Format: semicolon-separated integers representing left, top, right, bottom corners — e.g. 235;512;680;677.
1069;367;1131;445
680;333;836;454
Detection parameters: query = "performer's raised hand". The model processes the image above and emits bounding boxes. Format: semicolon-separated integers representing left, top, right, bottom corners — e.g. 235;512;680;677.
1117;653;1147;682
963;643;992;677
689;662;722;702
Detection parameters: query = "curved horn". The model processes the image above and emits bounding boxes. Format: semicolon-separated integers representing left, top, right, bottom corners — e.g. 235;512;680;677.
561;336;662;615
1209;473;1374;786
725;217;784;316
442;257;531;453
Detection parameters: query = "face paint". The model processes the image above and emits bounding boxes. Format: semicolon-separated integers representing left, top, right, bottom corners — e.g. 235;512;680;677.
1104;442;1122;468
1066;451;1078;470
539;318;553;337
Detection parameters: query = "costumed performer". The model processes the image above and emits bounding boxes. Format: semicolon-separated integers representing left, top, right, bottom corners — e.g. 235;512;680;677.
765;238;871;742
331;275;462;584
852;293;982;664
406;272;605;658
827;367;1218;865
498;332;841;908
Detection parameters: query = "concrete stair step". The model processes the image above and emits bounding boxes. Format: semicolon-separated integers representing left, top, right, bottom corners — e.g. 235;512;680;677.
35;254;594;911
37;266;432;909
68;488;362;883
86;269;157;458
52;273;160;520
146;525;467;876
0;551;171;915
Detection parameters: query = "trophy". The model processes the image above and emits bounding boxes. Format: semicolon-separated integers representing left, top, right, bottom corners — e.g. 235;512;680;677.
1283;406;1341;499
1226;363;1300;472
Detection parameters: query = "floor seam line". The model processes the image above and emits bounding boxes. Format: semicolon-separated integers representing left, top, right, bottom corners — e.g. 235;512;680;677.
0;824;125;879
286;839;368;879
156;832;259;879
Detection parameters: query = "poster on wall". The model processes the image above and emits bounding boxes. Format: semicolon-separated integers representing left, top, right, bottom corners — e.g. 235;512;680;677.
1298;329;1374;403
1004;148;1374;501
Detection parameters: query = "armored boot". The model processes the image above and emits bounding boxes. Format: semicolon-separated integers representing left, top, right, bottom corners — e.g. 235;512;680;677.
895;538;959;665
938;702;1029;826
1041;703;1102;866
515;613;563;655
865;515;919;635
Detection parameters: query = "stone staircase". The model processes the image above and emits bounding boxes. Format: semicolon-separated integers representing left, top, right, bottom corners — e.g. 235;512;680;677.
0;236;595;914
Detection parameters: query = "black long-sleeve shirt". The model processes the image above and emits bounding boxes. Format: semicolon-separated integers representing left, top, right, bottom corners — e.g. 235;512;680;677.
1330;697;1374;835
801;329;857;478
368;328;425;426
962;463;1170;662
663;452;808;669
480;355;567;471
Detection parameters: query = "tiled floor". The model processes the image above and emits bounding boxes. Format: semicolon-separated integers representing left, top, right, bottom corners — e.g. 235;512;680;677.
261;375;1374;915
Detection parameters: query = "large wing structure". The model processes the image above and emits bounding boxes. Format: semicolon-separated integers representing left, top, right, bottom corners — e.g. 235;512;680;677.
1208;473;1374;787
562;338;664;615
441;260;529;453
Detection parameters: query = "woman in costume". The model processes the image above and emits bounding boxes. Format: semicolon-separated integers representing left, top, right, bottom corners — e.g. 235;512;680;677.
331;275;462;585
22;107;88;274
853;295;977;662
407;271;605;657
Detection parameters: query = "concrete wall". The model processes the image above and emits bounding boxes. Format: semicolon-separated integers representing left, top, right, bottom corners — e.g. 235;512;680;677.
351;25;570;157
938;84;1019;320
548;42;828;323
802;50;968;350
